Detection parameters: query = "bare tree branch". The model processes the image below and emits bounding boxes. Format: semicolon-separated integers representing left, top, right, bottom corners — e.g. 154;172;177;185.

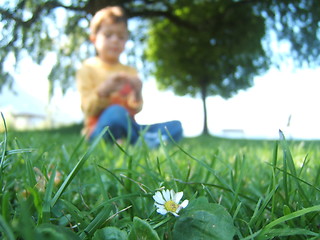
0;0;85;28
128;9;197;30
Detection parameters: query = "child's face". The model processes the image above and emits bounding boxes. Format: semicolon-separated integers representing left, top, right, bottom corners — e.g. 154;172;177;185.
92;22;128;63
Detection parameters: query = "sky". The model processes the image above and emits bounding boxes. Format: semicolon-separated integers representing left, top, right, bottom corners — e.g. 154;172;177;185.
1;55;320;140
138;64;320;139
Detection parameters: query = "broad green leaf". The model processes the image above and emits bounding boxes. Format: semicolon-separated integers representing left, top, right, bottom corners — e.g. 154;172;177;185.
93;227;127;240
173;197;235;240
128;217;160;240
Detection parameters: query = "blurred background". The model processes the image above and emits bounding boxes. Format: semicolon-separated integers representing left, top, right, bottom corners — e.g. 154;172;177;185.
1;1;320;139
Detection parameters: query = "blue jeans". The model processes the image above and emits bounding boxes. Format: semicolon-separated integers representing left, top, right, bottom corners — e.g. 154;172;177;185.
89;105;183;147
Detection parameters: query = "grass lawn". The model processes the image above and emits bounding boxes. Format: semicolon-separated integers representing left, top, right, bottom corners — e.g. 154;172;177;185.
1;123;320;239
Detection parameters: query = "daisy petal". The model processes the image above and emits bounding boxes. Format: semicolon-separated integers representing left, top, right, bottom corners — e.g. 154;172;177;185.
153;191;165;204
170;189;175;200
180;199;189;208
174;191;183;203
155;203;164;208
153;188;189;217
171;212;179;217
155;204;165;211
176;200;188;213
163;189;171;201
156;208;168;215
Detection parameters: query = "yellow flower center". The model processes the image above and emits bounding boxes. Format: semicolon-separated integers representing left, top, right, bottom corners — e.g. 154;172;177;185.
164;200;179;212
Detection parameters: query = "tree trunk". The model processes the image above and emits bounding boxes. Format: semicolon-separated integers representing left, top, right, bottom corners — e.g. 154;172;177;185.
200;83;209;135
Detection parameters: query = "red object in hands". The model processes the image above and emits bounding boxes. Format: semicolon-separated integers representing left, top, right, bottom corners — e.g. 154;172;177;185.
119;83;132;96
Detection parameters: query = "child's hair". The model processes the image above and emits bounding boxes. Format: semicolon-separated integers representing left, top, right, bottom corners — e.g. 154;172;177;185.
90;6;128;35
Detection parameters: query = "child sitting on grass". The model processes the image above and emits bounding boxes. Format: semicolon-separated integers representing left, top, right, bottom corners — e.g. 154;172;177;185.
76;6;183;148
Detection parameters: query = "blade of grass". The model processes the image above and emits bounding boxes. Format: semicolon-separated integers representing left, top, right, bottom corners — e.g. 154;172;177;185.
59;199;90;228
173;179;256;203
230;155;246;213
0;112;7;171
249;198;262;226
279;130;311;205
202;184;217;203
0;214;15;240
264;228;319;238
125;155;133;191
249;185;279;227
232;202;242;221
98;164;124;186
311;164;320;196
61;144;70;162
137;163;163;185
270;141;278;218
93;192;150;211
94;163;110;200
159;131;182;181
167;134;234;197
107;128;130;156
17;199;36;240
266;163;320;192
298;154;309;177
25;158;37;187
120;173;151;193
78;205;112;239
156;157;162;176
51;128;107;207
67;135;86;163
41;167;56;223
280;131;289;206
125;114;132;150
230;155;240;190
1;191;10;223
4;148;34;155
152;216;172;230
279;130;301;178
257;204;320;239
0;112;8;193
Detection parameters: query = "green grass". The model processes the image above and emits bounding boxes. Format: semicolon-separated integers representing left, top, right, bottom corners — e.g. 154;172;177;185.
1;121;320;239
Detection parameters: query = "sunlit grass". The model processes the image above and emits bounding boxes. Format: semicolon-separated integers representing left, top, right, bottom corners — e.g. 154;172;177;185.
1;121;320;239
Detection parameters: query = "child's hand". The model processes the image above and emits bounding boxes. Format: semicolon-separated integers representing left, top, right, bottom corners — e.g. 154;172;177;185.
97;73;131;97
126;76;142;101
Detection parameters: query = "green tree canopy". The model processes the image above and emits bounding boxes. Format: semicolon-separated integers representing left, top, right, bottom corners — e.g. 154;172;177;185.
1;1;320;133
145;1;269;134
0;0;203;93
146;2;269;98
1;1;319;92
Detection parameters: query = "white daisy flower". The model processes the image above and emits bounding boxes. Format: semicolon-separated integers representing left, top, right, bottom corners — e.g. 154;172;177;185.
153;189;189;217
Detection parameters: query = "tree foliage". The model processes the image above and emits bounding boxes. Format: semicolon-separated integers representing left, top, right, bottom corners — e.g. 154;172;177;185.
0;0;200;93
145;1;270;134
1;0;320;104
262;0;320;65
146;2;268;98
143;0;320;134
